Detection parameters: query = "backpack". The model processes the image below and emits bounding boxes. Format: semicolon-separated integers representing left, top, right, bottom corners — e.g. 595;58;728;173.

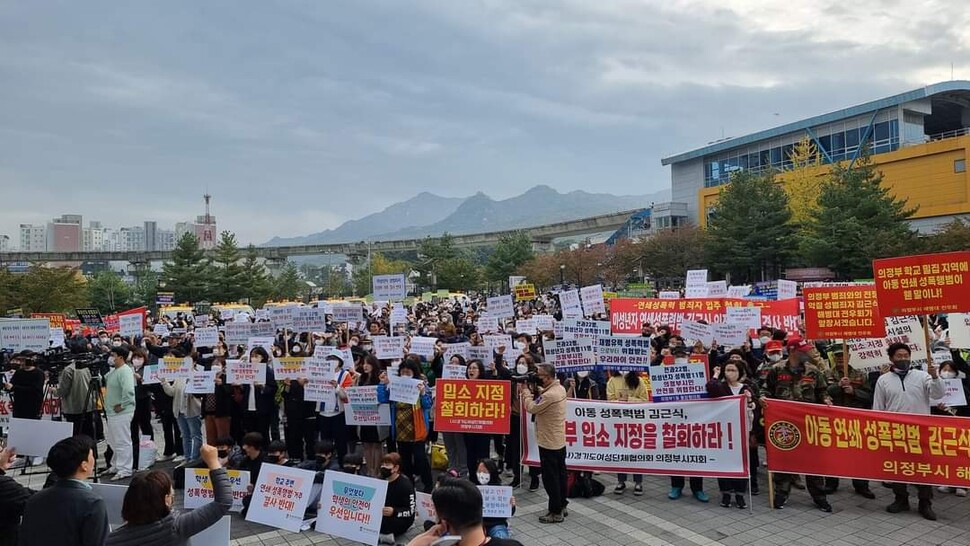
567;471;604;498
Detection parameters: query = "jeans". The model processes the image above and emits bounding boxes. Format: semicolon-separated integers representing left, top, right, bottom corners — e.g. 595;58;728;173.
106;413;133;475
671;476;704;492
617;473;642;484
177;414;203;461
538;446;568;515
487;524;511;538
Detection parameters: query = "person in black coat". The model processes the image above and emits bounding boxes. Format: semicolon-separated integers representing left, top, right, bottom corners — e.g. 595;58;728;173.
0;448;34;546
19;436;108;546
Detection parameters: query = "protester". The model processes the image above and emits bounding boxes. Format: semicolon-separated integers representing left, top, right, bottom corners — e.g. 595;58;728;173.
265;440;296;467
474;458;517;539
873;342;945;520
519;362;568;523
506;353;539;489
823;345;876;499
3;351;44;419
354;354;386;477
706;360;756;508
281;374;318;462
378;358;434;493
105;444;231;546
160;360;203;464
19;436;109;546
406;478;524;546
606;369;648;496
238;347;277;444
105;345;136;480
201;350;233;444
462;359;492;475
238;432;266;517
667;347;710;503
57;357;96;440
0;447;34;546
378;453;416;545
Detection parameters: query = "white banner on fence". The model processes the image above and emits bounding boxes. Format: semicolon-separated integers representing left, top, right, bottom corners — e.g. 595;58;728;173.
523;396;747;477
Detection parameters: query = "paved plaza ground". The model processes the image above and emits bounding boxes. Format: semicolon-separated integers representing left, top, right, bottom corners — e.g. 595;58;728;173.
9;435;970;546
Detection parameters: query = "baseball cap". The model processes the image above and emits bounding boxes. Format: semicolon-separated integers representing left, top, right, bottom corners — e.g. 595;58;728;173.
787;338;812;353
765;340;784;352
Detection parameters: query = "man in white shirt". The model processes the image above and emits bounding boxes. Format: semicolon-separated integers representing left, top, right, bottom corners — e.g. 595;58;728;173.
872;342;945;520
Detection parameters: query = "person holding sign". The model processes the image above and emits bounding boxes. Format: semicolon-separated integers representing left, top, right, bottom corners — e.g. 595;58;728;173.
377;359;434;493
160;357;203;464
105;444;232;546
239;347;277;443
356;355;388;478
822;346;876;499
873;342;945;521
378;453;416;545
406;478;524;546
473;458;516;539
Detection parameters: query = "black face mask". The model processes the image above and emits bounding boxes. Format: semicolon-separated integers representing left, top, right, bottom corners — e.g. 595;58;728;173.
379;467;393;479
265;454;281;464
217;450;229;459
342;465;359;474
316;455;331;465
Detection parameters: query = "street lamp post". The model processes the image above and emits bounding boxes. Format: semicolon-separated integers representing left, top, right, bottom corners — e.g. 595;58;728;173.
559;264;565;287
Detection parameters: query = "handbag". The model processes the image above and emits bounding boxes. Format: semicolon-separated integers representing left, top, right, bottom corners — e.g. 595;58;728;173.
431;443;449;471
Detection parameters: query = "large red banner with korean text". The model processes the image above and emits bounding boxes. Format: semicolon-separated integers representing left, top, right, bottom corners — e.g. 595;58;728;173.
30;313;67;330
873;251;970;316
434;379;511;434
609;298;799;335
802;285;885;340
765;399;970;488
523;396;748;477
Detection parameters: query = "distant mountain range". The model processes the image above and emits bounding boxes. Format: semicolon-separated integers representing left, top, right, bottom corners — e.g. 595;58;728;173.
264;184;671;246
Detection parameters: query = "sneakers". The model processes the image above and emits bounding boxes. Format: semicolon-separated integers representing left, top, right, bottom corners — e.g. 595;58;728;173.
937;486;953;494
538;512;564;524
750;484;759;496
918;501;937;521
668;487;682;500
814;499;833;513
562;507;569;517
773;495;787;510
101;466;118;476
378;533;396;545
529;476;540;492
886;499;910;513
720;493;731;508
614;482;626;495
693;490;710;503
735;494;746;510
956;488;967;497
157;454;175;462
112;472;131;481
633;484;643;496
172;456;186;463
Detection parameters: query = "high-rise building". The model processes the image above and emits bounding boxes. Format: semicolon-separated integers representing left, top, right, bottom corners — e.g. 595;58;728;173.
19;224;47;251
144;221;158;251
117;226;146;251
46;214;82;252
156;228;176;251
0;235;10;252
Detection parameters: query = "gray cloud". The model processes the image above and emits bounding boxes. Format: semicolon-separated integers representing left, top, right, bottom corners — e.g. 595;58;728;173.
1;0;968;245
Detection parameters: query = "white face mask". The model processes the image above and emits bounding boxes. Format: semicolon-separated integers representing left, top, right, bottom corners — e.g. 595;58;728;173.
576;371;589;378
759;336;770;345
674;357;688;365
211;365;223;374
515;342;527;351
476;472;491;485
112;340;122;347
940;371;957;379
515;363;528;374
768;353;783;363
99;336;109;343
132;358;144;367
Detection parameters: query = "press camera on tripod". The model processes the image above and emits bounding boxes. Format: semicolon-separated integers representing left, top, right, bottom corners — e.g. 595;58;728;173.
36;347;110;385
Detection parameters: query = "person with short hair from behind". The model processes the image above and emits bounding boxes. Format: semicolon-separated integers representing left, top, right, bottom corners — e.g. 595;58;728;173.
0;447;35;546
19;436;108;546
406;478;524;546
105;346;136;480
105;444;232;546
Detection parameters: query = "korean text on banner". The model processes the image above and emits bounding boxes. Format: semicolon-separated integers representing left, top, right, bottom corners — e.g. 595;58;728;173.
948;313;970;348
803;285;884;340
185;371;216;394
226;359;266;385
560;319;610;339
194;326;220;347
596;336;652;371
479;486;513;518
0;319;52;351
765;399;970;488
245;464;316;532
160;357;193;380
118;313;143;338
486;295;515;320
649;355;710;402
372;274;407;301
316;471;387;545
514;283;537;301
725;306;762;330
522;397;747;477
544;339;596;373
372;336;405;360
777;279;798;301
873;251;970;316
408;336;437;360
388;376;423;405
434;380;510;434
184;468;250;512
679;321;714;348
580;285;606;316
559;289;583;318
273;357;308;381
344;386;392;426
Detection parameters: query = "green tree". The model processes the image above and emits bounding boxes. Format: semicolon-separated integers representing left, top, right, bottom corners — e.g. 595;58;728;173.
272;262;304;301
210;231;245;302
436;257;482;290
352;252;411;297
88;271;132;313
800;153;918;279
925;219;970;253
14;265;90;314
161;233;212;303
414;234;459;291
485;232;535;286
706;171;796;282
239;245;272;305
130;269;160;308
783;137;826;226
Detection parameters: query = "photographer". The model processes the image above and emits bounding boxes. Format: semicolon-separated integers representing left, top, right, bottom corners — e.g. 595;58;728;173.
57;355;96;440
517;362;568;524
3;351;45;419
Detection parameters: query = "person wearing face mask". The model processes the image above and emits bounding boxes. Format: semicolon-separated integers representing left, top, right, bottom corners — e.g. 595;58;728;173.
237;432;266;517
238;347;277;443
264;440;295;467
377;359;434;493
763;339;833;512
565;370;599;400
873;342;945;520
706;361;758;508
519;363;568;524
474;458;517;539
104;346;137;480
505;354;540;489
105;444;231;546
128;348;154;471
377;453;416;545
822;346;876;499
201;345;233;446
606;370;648;496
750;326;775;360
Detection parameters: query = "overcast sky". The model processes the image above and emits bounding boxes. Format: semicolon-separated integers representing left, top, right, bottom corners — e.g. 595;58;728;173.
2;0;968;245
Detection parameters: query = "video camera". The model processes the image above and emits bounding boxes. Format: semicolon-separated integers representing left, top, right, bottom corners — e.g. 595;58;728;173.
511;371;541;390
37;347;110;384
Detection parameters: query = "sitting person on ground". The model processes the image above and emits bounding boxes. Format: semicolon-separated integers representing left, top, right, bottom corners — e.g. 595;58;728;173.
379;453;416;545
299;440;340;481
265;440;296;467
472;459;516;539
106;444;232;546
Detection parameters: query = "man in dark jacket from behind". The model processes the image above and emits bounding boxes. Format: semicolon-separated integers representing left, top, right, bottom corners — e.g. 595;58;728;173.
0;447;34;546
19;435;108;546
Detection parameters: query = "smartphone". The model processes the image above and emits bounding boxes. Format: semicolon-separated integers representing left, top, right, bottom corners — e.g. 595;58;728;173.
431;537;462;546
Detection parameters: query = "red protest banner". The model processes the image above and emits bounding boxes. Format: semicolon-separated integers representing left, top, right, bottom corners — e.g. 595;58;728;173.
873;251;970;316
802;286;885;340
30;313;67;330
103;306;148;334
765;399;970;488
434;379;510;434
609;297;799;335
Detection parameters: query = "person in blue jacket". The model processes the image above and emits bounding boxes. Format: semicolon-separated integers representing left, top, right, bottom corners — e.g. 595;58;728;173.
378;358;434;493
